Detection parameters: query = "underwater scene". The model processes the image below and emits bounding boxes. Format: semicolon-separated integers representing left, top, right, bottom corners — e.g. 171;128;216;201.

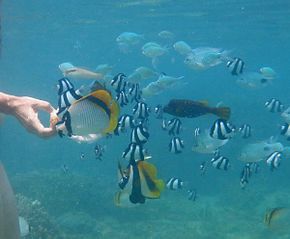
1;0;290;238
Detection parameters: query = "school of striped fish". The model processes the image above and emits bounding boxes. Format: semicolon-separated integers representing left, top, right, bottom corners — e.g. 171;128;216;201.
52;30;289;207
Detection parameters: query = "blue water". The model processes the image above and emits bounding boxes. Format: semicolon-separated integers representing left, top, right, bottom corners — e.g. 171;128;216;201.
1;0;290;238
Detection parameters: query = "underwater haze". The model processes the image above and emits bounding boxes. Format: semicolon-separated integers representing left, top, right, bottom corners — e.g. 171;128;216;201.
1;0;290;238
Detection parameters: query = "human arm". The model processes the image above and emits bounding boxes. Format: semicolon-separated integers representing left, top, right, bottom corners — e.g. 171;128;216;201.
0;92;58;138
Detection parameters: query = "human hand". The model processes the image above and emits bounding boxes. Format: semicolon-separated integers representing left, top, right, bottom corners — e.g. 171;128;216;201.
8;96;58;138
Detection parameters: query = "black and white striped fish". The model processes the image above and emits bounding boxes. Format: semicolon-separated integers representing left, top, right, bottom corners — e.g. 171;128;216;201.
169;137;184;154
110;73;127;93
161;119;168;130
249;162;260;174
265;98;284;113
114;114;135;135
94;144;105;161
57;77;75;95
133;102;150;120
116;90;129;107
119;114;135;129
167;118;182;136
211;154;230;170
166;177;184;190
57;78;83;115
239;124;252;139
199;161;208;176
266;151;281;171
226;57;245;76
187;189;197;201
281;123;290;140
130;124;149;145
209;119;235;140
240;163;251;189
128;83;142;103
194;127;201;137
154;104;163;119
122;143;147;162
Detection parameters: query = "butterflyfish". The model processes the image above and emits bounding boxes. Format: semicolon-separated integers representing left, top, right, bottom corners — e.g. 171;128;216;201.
115;160;164;207
56;89;119;141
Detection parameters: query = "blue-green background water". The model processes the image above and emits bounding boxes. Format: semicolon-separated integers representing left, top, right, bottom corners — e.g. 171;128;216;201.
1;0;290;238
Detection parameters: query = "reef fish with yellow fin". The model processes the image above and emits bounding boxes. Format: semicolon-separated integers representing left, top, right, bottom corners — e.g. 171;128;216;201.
56;89;119;143
115;159;164;207
163;99;231;120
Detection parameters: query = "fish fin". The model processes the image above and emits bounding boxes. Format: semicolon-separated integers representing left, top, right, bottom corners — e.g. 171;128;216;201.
137;161;165;199
114;191;135;208
104;99;120;133
213;107;231;120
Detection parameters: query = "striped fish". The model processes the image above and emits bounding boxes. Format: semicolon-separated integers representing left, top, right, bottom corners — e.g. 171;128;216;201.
226;57;245;75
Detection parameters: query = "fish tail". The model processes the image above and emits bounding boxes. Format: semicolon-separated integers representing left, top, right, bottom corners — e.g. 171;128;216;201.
212;107;231;120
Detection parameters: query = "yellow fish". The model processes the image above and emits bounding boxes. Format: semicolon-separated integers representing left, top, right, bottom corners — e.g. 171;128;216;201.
56;89;119;142
115;160;164;207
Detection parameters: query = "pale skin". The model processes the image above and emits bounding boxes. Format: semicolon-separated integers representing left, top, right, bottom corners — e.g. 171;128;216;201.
0;92;58;138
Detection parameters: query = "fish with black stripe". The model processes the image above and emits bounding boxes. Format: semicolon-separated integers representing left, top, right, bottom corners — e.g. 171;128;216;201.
154;104;163;119
211;152;230;170
57;77;75;95
130;123;150;145
122;143;149;162
199;161;208;176
118;114;135;132
116;90;129;107
265;98;284;113
56;89;119;140
56;78;83;115
128;83;142;103
266;151;282;171
110;73;127;93
239;124;252;139
226;57;245;75
114;114;135;135
94;144;105;161
115;159;164;206
240;163;252;189
169;137;184;154
166;177;184;190
280;123;290;140
209;118;235;140
165;118;182;136
133;102;150;120
187;189;197;201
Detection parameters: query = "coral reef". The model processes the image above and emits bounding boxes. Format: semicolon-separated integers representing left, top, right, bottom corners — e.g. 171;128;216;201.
16;194;63;239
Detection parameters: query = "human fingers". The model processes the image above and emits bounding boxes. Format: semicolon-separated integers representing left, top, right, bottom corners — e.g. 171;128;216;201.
31;98;56;114
28;116;56;138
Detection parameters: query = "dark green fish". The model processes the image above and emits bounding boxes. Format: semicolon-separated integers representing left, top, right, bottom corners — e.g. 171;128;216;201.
163;99;231;119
